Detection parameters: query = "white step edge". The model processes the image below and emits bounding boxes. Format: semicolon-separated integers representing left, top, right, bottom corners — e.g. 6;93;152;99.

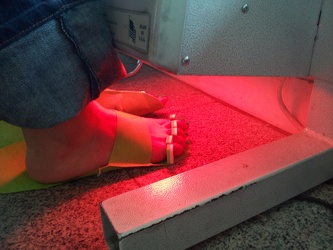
100;130;333;250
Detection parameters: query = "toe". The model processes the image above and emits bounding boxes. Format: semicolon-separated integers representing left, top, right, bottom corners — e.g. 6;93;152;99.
171;135;188;149
167;128;187;139
161;120;189;131
149;116;189;164
177;120;189;131
159;96;168;106
173;143;185;157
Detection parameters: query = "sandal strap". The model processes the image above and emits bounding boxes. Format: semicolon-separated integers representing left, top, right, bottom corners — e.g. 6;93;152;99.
108;111;152;167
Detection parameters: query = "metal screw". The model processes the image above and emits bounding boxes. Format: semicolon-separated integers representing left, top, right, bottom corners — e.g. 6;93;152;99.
181;56;190;66
241;4;249;13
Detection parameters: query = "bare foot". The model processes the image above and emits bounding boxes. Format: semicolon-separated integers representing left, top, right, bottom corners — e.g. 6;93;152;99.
96;89;168;116
23;101;188;183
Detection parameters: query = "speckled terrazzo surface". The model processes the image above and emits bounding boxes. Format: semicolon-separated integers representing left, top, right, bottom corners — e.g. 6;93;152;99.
1;64;332;249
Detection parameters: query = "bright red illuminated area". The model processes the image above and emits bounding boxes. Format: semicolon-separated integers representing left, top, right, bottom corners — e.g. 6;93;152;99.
173;75;313;135
102;69;295;182
1;65;309;249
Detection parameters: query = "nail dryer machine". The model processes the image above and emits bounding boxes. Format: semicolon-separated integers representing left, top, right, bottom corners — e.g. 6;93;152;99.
99;1;333;249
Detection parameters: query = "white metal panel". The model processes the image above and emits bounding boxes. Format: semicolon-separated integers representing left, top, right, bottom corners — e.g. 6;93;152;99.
103;0;321;76
306;79;333;140
100;130;333;249
179;0;321;76
310;0;333;83
102;0;187;73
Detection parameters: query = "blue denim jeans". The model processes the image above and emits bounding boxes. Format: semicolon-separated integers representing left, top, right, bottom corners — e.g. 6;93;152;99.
0;0;126;128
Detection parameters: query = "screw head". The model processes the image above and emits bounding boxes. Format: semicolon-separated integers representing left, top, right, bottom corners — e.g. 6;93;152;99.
181;56;190;66
242;4;249;13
